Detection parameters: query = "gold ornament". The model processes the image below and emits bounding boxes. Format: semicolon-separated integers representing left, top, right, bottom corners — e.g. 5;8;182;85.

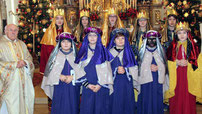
170;2;175;7
37;11;42;15
183;0;187;5
198;12;202;17
19;22;24;26
177;1;182;6
194;30;198;35
191;9;195;14
39;3;43;8
33;0;36;3
27;43;33;48
184;4;189;9
164;0;169;6
22;0;26;4
184;12;189;17
176;22;190;32
23;34;27;39
80;9;90;18
41;19;48;25
137;10;149;19
26;8;31;13
54;8;65;17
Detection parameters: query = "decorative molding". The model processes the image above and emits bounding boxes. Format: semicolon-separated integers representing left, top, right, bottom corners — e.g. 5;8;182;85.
150;4;162;30
5;0;19;25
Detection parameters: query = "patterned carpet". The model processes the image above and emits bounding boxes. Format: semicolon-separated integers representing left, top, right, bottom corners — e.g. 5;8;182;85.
33;73;43;87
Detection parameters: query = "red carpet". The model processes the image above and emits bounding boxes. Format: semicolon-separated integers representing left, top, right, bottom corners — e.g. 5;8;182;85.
33;73;43;87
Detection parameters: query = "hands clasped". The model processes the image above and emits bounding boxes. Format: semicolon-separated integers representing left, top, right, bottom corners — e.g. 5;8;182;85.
177;59;188;66
16;60;27;68
87;84;101;93
60;75;73;84
118;66;125;74
150;64;158;72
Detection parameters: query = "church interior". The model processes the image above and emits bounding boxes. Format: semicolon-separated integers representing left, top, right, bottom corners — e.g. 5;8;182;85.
0;0;202;114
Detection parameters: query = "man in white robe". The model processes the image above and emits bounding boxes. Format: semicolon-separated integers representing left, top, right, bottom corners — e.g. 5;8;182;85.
0;24;35;114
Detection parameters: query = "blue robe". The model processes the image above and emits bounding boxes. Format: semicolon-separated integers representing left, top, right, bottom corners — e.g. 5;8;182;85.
51;59;80;114
137;54;164;114
80;59;110;114
110;56;136;114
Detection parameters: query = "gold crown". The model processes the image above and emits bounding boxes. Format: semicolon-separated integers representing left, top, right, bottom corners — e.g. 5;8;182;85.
166;3;178;16
108;8;118;15
80;9;90;18
54;8;65;17
175;22;190;32
137;10;149;19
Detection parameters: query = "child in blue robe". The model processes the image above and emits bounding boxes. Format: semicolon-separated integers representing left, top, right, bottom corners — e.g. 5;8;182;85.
75;27;114;114
107;28;138;114
41;32;85;114
137;30;169;114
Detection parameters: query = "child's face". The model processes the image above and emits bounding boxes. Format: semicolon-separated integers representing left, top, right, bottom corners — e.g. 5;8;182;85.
138;19;147;27
147;38;157;48
168;16;177;27
109;14;117;25
177;30;188;42
55;15;64;27
115;36;125;48
81;16;89;27
88;32;98;45
61;40;72;51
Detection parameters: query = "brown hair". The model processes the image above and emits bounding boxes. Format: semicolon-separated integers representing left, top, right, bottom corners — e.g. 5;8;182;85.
115;33;124;39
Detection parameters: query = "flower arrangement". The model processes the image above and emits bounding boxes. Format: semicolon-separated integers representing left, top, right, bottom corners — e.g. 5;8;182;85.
119;12;128;20
126;8;138;18
90;11;100;21
119;8;137;20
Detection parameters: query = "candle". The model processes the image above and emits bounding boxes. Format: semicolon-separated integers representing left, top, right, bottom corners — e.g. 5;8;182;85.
125;0;127;11
84;0;85;9
87;0;88;9
130;0;132;8
126;0;129;9
91;0;93;11
79;0;82;10
135;0;137;9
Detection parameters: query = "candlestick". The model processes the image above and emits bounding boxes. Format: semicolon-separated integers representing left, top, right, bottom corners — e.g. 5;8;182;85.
127;0;129;9
130;0;132;8
84;0;86;9
135;0;137;9
87;0;89;9
91;0;93;11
